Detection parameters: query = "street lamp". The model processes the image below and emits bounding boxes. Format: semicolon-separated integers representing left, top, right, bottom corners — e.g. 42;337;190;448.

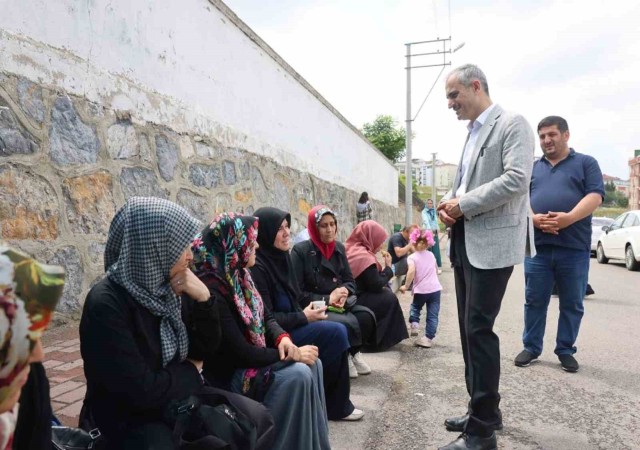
404;37;463;225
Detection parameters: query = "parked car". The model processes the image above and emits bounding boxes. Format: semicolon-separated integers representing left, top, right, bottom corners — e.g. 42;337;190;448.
596;210;640;271
591;217;614;255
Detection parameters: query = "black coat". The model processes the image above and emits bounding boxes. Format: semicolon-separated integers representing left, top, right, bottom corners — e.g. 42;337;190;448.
250;264;308;332
202;283;287;389
290;240;356;306
79;277;220;441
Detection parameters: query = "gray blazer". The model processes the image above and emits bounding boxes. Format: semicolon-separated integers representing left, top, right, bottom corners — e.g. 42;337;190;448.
443;104;536;269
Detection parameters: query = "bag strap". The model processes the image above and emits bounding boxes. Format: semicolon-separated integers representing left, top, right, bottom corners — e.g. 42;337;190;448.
171;401;199;448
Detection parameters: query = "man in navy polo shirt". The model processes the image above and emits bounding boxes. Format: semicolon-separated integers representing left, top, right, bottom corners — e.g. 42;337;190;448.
515;116;604;373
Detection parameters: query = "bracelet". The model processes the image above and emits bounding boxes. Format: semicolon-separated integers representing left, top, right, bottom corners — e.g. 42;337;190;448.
275;333;291;347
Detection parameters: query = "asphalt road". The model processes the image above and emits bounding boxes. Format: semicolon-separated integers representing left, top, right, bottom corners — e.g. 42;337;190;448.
329;257;640;450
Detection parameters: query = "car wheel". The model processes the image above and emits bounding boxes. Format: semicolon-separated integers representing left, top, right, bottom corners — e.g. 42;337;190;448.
625;245;640;271
596;243;608;264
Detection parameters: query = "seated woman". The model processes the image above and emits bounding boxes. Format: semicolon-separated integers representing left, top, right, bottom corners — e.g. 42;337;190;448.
346;220;409;351
252;206;363;421
291;205;375;378
191;212;331;450
80;197;274;450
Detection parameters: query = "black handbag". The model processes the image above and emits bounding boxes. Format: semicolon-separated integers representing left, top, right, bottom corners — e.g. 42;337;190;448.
243;361;292;403
166;388;258;450
51;426;103;450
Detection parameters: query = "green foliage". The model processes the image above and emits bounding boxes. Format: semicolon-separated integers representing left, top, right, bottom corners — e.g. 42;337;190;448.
602;183;628;208
362;115;406;163
399;173;419;194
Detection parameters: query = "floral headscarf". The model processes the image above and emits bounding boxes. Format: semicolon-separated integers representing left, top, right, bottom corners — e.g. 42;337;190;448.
191;213;265;348
0;246;64;449
307;205;337;261
345;220;388;278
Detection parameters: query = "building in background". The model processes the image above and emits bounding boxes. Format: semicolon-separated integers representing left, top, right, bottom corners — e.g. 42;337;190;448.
629;150;640;210
395;158;457;193
603;174;630;197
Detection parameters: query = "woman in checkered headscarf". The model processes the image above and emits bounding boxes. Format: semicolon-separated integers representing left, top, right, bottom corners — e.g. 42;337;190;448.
79;198;275;449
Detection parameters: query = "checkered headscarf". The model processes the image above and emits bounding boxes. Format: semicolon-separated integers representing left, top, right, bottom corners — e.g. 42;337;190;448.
105;197;201;367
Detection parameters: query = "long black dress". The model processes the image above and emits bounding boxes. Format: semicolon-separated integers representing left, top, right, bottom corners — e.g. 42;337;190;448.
355;264;409;351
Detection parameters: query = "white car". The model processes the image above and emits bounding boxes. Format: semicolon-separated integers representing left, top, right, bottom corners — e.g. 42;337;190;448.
591;217;614;254
596;210;640;271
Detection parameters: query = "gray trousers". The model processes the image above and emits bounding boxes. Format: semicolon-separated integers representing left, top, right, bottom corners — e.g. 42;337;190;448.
232;361;330;450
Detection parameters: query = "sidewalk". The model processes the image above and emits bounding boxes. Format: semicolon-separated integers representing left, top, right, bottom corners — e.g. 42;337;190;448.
42;324;86;427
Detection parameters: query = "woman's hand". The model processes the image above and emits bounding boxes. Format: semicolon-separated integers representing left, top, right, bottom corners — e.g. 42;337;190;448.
329;287;348;307
382;252;392;268
0;364;30;414
187;358;203;372
277;337;300;361
296;345;319;365
171;270;210;302
303;304;327;322
399;285;407;294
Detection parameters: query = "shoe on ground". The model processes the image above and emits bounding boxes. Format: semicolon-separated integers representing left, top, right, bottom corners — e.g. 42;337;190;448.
585;284;595;296
409;322;420;337
437;268;443;275
438;432;497;450
348;355;358;378
444;414;503;433
514;349;538;367
341;408;364;421
415;336;432;348
352;352;371;375
558;354;579;372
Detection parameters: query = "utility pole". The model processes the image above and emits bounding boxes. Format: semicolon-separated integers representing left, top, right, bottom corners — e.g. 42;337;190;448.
431;152;437;206
404;37;458;225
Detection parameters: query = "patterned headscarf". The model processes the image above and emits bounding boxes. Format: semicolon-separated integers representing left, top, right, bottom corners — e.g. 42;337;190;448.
191;213;265;348
104;197;201;367
345;220;388;278
307;205;337;261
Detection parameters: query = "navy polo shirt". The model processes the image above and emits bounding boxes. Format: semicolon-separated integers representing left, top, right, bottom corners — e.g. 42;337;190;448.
530;149;604;251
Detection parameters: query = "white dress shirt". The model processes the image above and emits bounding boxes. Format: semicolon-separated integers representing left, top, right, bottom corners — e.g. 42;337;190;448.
455;103;496;198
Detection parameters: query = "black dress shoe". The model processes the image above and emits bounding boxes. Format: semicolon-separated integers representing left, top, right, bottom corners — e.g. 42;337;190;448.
444;414;503;432
437;433;497;450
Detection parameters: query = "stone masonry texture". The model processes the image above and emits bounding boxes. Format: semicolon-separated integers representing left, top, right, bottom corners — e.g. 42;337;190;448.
0;72;413;314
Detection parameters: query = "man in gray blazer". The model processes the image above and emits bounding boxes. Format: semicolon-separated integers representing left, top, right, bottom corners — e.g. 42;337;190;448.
436;64;535;450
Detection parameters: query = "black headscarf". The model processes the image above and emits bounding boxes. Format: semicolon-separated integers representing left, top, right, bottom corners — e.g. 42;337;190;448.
253;207;300;302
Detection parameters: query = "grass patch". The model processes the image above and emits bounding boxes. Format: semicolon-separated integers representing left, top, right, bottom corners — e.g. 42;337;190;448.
595;206;627;219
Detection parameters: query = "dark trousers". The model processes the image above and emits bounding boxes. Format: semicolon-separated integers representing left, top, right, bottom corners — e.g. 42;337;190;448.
324;352;355;420
451;220;513;437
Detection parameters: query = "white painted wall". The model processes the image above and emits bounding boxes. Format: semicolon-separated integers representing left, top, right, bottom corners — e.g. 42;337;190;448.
0;0;398;204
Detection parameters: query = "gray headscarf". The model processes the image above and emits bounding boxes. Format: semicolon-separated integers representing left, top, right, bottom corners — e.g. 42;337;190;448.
104;197;201;367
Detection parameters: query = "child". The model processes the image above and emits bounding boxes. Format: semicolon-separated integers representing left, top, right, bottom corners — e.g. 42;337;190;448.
400;228;442;348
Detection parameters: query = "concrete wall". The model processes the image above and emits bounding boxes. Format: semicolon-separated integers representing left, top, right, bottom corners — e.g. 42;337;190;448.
0;0;404;314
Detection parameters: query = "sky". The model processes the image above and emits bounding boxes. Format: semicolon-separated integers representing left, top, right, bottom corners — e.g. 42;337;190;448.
224;0;640;179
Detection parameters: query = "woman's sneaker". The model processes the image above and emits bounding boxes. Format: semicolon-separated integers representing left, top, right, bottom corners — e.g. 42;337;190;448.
348;355;358;378
352;352;372;375
409;322;420;336
415;336;433;348
341;408;365;421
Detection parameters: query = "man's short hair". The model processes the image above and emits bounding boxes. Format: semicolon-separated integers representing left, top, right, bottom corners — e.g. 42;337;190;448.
537;116;569;133
402;224;418;232
449;64;489;96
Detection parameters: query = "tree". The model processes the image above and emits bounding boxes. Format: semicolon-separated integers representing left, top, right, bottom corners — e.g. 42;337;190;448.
362;115;406;163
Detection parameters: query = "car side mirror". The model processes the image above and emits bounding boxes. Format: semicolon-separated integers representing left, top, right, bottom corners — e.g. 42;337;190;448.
601;225;609;232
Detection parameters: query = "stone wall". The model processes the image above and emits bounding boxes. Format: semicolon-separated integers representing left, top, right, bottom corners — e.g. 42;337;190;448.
0;72;416;314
